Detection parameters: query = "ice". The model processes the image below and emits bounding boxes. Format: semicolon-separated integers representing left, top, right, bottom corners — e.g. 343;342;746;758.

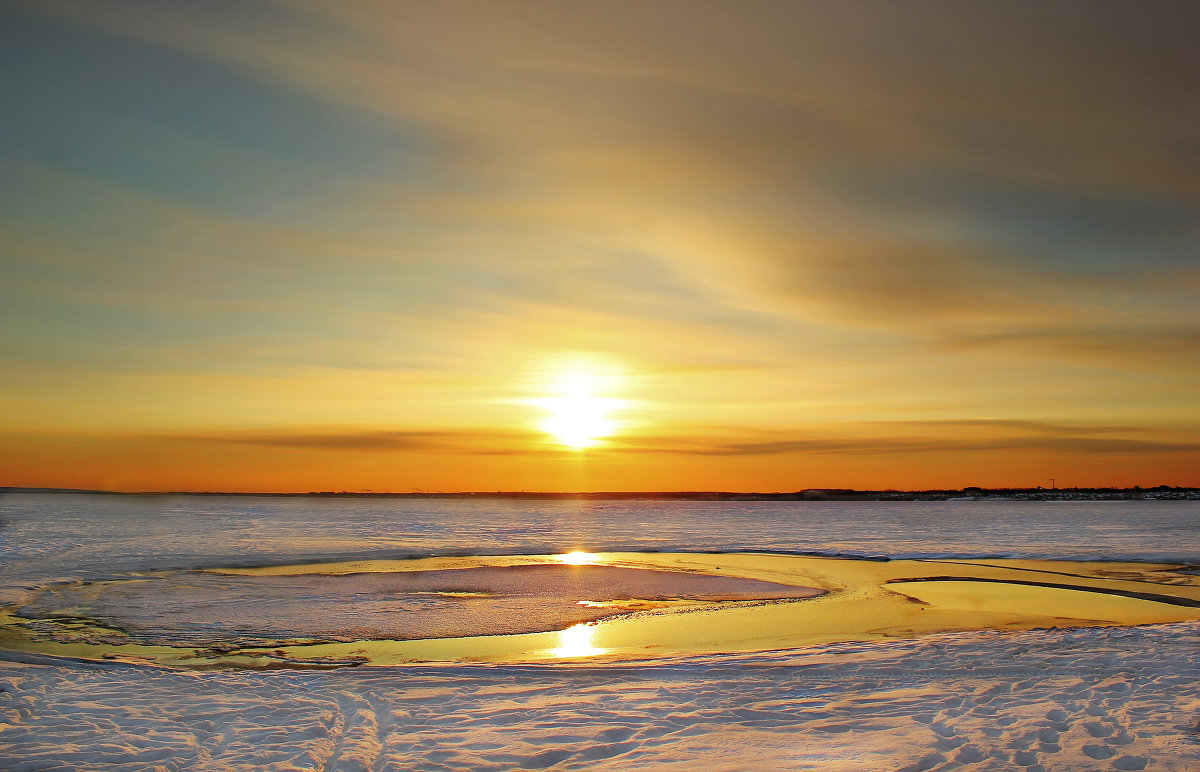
18;564;820;646
3;496;1199;598
2;493;1199;769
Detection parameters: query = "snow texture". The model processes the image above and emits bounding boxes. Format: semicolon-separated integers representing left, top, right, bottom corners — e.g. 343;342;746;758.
2;623;1198;771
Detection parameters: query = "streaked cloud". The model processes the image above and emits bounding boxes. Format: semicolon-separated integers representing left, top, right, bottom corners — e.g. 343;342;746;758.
613;420;1200;457
159;419;1200;458
172;428;539;455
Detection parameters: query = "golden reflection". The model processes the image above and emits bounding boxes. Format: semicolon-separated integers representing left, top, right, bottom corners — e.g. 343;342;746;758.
533;365;625;450
558;550;596;565
550;623;607;657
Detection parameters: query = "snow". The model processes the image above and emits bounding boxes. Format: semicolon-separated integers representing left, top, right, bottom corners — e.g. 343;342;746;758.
3;494;1199;769
3;623;1198;770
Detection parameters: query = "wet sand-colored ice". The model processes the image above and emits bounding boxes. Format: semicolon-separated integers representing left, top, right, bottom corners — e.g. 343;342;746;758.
3;552;1199;669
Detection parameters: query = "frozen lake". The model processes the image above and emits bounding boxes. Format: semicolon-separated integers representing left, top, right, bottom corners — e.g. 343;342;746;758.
2;494;1199;770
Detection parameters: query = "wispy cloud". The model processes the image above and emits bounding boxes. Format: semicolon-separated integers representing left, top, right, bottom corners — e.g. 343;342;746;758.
143;419;1200;460
939;325;1200;369
170;428;542;455
613;420;1200;457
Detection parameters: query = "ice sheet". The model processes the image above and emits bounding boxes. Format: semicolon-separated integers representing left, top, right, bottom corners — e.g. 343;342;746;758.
17;564;820;646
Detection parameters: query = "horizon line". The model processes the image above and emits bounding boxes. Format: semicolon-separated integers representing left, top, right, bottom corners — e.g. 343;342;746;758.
3;485;1198;499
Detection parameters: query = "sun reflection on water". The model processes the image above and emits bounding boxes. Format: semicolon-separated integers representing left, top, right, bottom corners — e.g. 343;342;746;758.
550;623;607;657
558;550;596;565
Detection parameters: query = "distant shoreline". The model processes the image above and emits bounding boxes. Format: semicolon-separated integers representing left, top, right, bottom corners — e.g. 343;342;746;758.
3;486;1199;501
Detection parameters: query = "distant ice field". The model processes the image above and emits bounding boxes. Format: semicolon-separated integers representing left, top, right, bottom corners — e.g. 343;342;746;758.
2;495;1198;597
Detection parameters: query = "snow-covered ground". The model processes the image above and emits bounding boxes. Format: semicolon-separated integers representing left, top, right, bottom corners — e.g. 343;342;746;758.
3;623;1199;771
2;494;1199;769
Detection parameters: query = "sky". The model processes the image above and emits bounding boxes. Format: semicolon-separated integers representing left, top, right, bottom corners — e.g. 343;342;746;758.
2;0;1198;492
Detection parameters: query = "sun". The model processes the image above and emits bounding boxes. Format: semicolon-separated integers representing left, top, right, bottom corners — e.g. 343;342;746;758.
541;394;615;449
534;365;625;450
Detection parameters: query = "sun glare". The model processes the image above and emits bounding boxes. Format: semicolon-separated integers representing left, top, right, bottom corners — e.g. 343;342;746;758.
550;623;607;657
559;550;596;565
534;366;625;450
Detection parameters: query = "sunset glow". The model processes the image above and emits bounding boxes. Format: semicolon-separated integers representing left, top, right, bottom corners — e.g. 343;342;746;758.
0;2;1196;493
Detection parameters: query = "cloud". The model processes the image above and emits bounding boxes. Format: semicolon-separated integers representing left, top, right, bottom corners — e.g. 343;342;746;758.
692;436;1200;457
12;3;1197;325
155;418;1200;460
166;428;544;455
940;325;1200;370
613;420;1200;457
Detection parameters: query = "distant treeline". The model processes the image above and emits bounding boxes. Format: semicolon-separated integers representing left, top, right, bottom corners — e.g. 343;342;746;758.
3;486;1199;501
